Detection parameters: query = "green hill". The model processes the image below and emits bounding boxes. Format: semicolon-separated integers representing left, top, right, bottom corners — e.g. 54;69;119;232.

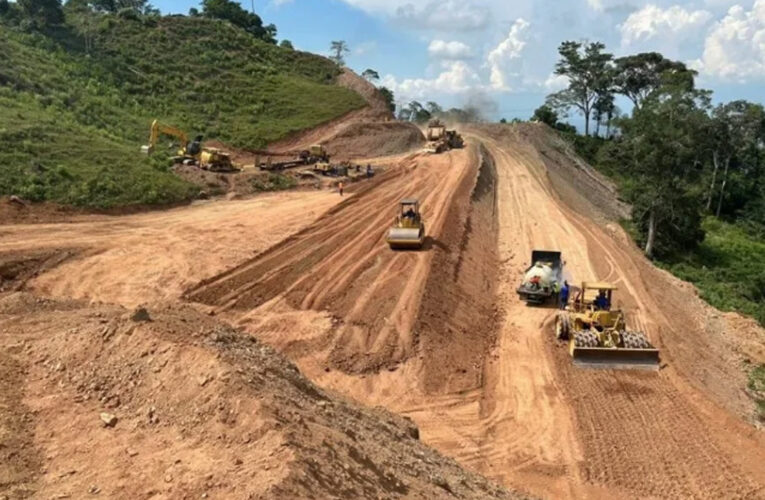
0;14;365;207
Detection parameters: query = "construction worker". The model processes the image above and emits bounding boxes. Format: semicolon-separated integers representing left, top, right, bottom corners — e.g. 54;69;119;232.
338;182;344;196
559;281;570;309
594;290;610;310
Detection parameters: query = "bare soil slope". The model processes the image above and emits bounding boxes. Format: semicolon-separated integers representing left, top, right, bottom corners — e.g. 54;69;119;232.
0;292;524;499
267;69;424;158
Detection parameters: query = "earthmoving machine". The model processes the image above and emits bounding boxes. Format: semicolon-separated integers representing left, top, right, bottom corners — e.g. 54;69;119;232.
141;120;237;172
386;199;425;250
425;119;464;154
300;144;330;164
517;250;563;305
554;281;660;369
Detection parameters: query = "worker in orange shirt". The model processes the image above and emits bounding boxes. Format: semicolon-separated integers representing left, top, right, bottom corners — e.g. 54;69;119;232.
338;182;344;196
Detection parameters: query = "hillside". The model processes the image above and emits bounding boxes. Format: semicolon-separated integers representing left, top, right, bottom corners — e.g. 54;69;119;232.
0;15;365;207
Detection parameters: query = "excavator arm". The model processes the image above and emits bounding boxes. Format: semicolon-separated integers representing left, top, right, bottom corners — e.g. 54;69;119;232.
141;120;189;155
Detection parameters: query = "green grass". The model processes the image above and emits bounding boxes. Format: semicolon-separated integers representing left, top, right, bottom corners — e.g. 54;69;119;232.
661;218;765;326
0;15;364;207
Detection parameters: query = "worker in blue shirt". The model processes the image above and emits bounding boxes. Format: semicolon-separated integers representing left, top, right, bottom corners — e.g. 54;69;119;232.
559;281;570;309
594;290;610;310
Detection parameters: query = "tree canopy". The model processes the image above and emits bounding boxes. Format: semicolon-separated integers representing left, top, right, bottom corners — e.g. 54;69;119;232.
201;0;276;43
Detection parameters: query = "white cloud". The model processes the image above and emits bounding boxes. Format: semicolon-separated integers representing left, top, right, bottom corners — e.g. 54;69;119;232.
695;0;765;81
487;18;530;91
544;73;569;92
620;4;713;47
380;60;483;99
428;40;473;59
271;0;293;5
338;0;493;31
394;1;492;31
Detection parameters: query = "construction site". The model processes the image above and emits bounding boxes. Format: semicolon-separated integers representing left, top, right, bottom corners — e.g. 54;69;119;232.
2;71;765;500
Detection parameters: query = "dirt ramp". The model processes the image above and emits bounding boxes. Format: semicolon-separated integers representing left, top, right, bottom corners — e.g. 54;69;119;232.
186;150;477;375
416;145;501;394
0;293;524;499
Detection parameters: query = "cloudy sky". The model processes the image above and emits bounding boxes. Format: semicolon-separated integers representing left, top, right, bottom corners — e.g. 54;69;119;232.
155;0;765;120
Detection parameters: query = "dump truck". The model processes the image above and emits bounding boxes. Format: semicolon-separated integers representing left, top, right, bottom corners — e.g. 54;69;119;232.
554;281;660;370
386;199;425;249
517;250;563;305
425;120;464;154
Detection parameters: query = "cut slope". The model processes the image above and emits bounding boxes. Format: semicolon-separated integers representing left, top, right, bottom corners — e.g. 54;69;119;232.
0;17;364;207
0;292;526;500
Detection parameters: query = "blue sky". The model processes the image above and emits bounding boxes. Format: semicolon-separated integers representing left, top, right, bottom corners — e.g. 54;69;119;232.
153;0;765;121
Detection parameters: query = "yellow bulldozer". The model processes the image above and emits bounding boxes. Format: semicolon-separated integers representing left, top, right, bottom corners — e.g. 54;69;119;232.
555;282;659;369
386;199;426;250
425;119;464;154
141;120;237;172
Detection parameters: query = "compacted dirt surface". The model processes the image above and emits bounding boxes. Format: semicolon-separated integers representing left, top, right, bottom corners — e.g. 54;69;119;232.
2;123;765;499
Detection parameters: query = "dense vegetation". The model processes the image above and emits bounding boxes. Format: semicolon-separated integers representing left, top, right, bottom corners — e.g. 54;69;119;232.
0;5;364;207
536;41;765;326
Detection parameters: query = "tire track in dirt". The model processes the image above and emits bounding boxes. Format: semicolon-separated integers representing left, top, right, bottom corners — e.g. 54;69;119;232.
187;149;482;374
473;128;765;499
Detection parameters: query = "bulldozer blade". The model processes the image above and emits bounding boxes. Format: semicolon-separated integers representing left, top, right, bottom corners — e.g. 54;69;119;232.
570;346;660;371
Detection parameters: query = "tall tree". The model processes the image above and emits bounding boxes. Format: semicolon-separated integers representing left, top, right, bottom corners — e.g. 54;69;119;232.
18;0;63;27
425;101;442;116
613;52;696;110
361;68;379;82
202;0;276;43
329;40;349;66
279;39;294;50
547;41;613;136
531;104;559;128
601;83;709;257
378;86;395;114
707;101;765;217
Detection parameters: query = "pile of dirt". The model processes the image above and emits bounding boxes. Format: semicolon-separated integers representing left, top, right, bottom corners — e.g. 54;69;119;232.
0;292;526;499
323;121;425;159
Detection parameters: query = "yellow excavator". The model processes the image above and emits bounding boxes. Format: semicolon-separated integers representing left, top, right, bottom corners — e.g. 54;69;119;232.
140;120;237;172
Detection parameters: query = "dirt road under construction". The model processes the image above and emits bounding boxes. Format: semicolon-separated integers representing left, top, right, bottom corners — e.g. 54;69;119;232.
3;124;765;499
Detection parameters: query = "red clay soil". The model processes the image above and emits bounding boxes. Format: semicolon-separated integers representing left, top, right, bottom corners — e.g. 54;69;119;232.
186;149;475;375
267;69;424;159
3;122;765;500
0;292;525;499
187;124;765;499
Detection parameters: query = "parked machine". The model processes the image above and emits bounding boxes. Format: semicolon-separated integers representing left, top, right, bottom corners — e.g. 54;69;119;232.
141;120;237;172
517;250;563;305
555;281;660;369
386;199;426;250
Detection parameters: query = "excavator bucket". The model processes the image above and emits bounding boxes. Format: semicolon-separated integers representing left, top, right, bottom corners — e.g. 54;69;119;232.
386;227;425;249
569;341;660;370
